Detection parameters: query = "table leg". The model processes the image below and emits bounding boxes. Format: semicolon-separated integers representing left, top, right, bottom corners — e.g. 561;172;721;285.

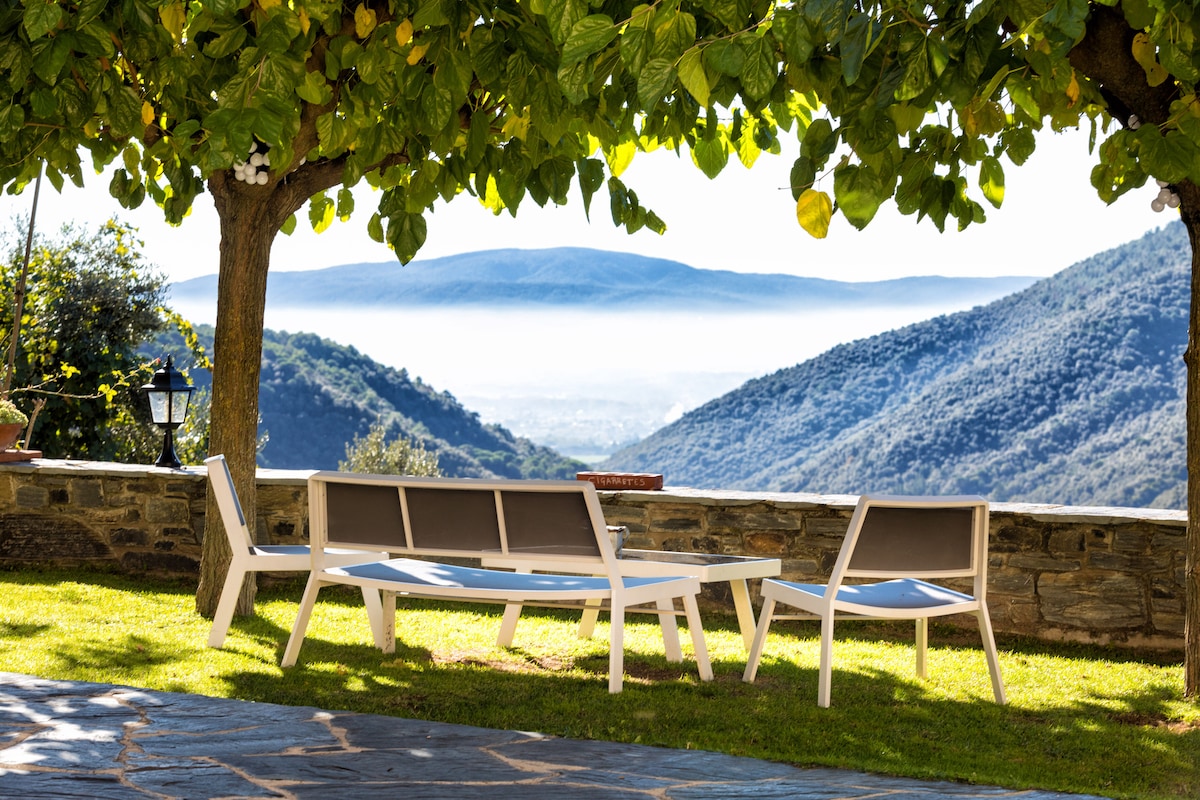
578;599;602;638
730;579;758;651
658;597;682;662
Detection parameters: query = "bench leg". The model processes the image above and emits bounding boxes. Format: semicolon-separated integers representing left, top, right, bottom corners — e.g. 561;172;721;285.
657;598;683;662
608;603;626;694
498;602;522;647
578;599;602;639
681;593;713;681
281;574;325;667
207;565;249;648
362;587;384;649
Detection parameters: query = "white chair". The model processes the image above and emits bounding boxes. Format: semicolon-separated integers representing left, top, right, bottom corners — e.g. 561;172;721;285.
743;494;1006;708
204;455;385;648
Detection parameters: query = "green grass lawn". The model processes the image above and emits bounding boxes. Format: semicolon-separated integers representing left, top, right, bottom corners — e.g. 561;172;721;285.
1;567;1197;799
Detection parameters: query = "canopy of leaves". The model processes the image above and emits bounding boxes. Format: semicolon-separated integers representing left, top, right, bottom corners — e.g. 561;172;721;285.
339;420;441;475
3;0;1197;253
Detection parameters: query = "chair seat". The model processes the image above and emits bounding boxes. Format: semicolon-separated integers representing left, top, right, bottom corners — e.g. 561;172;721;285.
774;578;976;611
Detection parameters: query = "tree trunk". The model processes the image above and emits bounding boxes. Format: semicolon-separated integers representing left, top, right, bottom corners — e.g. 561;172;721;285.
195;184;276;618
1182;182;1200;698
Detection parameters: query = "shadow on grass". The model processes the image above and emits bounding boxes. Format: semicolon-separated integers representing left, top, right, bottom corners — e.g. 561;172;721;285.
2;568;1196;798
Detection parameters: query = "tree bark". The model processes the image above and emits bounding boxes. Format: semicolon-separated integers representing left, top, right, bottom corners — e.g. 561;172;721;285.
1069;0;1199;699
195;180;278;618
1182;182;1200;698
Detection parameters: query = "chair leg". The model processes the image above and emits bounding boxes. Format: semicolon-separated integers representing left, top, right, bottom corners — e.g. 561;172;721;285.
915;617;928;679
608;603;626;693
976;608;1007;704
498;602;522;647
818;613;835;708
207;566;250;648
280;575;324;667
742;597;777;683
680;593;713;681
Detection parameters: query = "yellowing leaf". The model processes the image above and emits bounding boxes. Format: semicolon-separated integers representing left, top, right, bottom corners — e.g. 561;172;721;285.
1132;32;1169;87
406;42;429;65
159;2;186;42
297;8;310;35
502;113;529;141
355;4;377;39
258;0;282;9
141;100;155;126
1065;71;1081;107
395;19;414;47
605;140;636;177
795;189;832;238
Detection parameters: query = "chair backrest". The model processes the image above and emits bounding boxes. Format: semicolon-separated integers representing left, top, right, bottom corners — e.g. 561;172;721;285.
310;472;614;571
204;455;254;553
832;495;989;591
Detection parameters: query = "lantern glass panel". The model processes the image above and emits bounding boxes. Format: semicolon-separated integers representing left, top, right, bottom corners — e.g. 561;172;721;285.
170;391;191;424
148;392;170;425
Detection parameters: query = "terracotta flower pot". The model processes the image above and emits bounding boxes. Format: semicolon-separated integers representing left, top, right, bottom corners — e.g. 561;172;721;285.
0;422;23;451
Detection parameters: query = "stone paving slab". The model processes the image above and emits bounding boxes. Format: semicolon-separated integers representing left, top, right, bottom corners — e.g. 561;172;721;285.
0;672;1104;800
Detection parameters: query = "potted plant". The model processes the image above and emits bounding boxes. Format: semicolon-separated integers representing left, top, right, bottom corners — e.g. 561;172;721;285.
0;398;28;451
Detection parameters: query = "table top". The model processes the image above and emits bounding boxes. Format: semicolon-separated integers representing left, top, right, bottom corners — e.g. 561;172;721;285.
482;549;780;581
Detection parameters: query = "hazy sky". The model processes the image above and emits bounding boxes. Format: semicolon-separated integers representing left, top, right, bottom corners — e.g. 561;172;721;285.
1;124;1169;285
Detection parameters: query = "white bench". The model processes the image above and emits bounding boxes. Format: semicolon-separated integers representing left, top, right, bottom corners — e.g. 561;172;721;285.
280;472;714;693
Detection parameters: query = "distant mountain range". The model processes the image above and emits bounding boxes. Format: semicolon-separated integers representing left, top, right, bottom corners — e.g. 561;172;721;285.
602;222;1187;509
168;248;1038;309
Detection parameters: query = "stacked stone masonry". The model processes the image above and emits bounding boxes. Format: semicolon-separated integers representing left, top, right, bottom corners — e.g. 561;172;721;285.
0;460;1187;650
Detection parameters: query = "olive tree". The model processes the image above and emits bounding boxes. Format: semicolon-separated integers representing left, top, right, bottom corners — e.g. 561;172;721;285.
3;0;1199;693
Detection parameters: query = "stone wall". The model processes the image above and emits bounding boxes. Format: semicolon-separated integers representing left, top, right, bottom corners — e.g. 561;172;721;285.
0;460;1187;650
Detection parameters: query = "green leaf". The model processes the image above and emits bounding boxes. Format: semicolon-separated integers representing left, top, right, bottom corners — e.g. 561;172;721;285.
677;49;711;107
106;87;144;138
652;10;696;61
801;117;837;164
979;156;1005;208
309;193;335;232
387;211;428;263
561;15;617;68
637;58;675;109
23;0;63;40
204;27;248;60
576;157;605;219
840;13;872;86
691;135;727;179
739;36;776;101
704;39;745;77
833;165;884;229
542;0;588;46
296;70;333;105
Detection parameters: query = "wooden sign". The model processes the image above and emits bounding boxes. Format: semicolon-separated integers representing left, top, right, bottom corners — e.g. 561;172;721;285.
577;471;664;491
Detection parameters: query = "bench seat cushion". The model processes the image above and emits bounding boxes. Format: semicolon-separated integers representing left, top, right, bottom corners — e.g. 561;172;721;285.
325;558;686;602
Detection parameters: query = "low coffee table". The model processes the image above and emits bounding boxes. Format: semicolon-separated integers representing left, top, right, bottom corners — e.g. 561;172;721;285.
483;549;781;653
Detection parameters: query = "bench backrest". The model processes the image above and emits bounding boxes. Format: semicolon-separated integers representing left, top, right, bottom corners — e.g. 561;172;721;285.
308;472;617;574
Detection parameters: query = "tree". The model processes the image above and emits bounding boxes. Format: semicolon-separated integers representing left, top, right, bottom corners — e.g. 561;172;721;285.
1;219;169;459
340;420;441;475
2;1;1198;694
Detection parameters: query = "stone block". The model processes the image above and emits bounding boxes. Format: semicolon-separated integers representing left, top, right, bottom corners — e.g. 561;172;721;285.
1088;551;1172;573
146;498;190;524
1039;572;1146;629
14;485;48;508
710;509;802;531
70;480;104;508
1047;529;1084;555
1006;552;1082;572
110;528;148;546
743;532;788;556
1111;527;1152;554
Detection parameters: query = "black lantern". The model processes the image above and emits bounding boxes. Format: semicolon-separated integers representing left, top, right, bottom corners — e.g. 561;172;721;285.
140;355;195;469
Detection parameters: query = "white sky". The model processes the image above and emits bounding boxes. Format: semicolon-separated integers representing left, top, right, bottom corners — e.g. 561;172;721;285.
0;124;1170;285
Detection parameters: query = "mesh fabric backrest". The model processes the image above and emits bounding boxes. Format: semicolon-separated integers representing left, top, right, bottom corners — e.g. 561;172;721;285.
405;487;502;551
847;506;975;574
501;490;598;556
326;482;406;548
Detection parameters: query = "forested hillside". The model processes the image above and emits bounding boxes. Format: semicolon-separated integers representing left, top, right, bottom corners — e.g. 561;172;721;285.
144;327;585;478
602;223;1188;509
